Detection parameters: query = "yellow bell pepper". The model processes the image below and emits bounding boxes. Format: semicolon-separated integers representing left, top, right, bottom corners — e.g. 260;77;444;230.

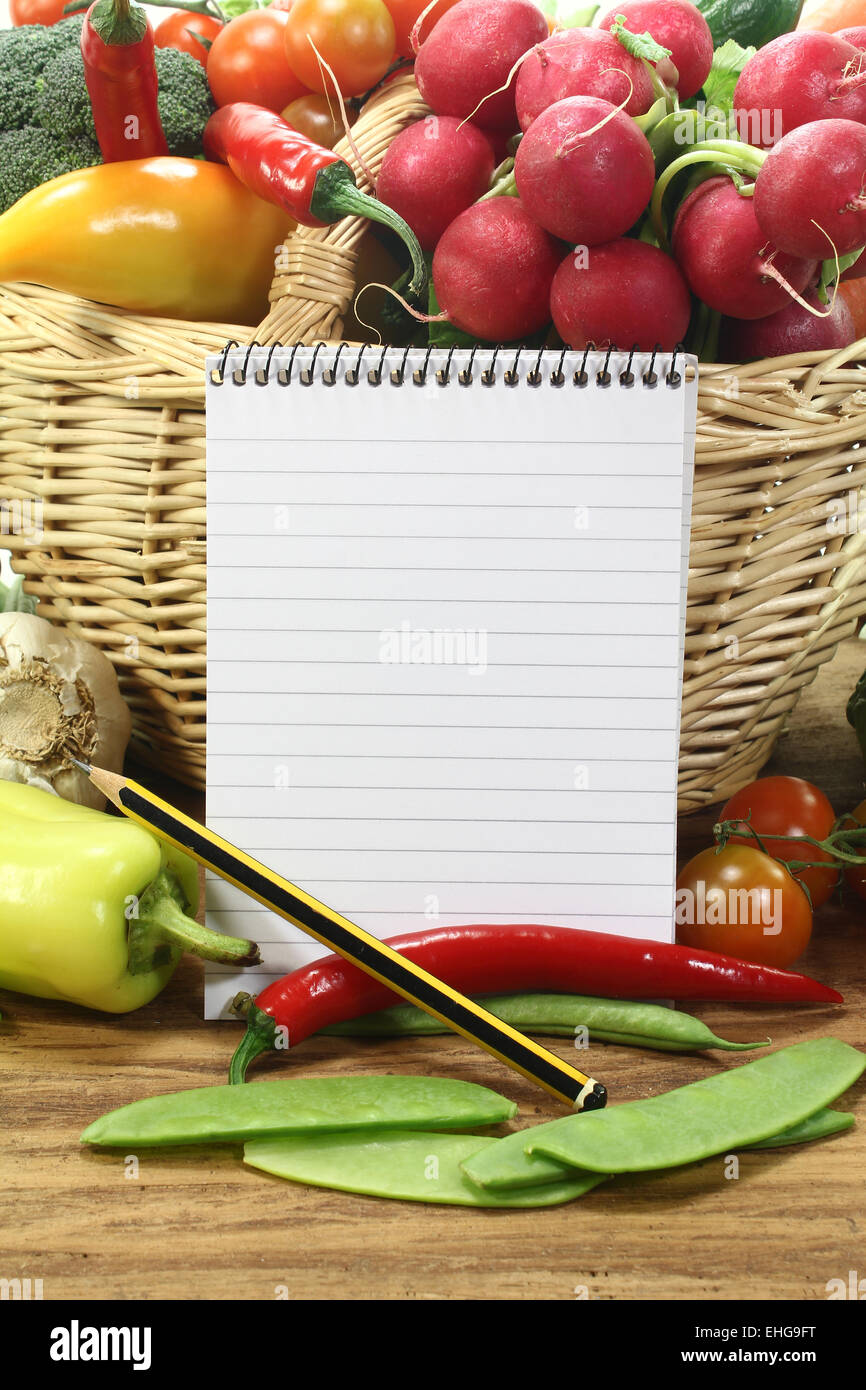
0;157;294;323
0;781;259;1013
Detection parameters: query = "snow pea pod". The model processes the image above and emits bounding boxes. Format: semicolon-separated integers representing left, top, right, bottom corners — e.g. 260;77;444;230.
463;1039;864;1188
749;1108;854;1149
243;1130;607;1208
463;1103;857;1192
80;1075;516;1148
528;1038;865;1174
323;993;768;1053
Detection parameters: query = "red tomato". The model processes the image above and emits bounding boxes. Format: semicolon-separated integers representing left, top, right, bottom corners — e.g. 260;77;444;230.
676;844;813;969
208;10;310;112
843;798;866;903
155;12;223;68
10;0;78;22
720;776;838;909
281;92;356;147
381;0;462;58
284;0;396;98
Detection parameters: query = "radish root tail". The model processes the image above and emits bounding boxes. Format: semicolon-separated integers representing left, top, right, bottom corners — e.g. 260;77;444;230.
759;230;840;318
457;46;535;131
555;71;635;157
354;280;449;326
308;37;377;189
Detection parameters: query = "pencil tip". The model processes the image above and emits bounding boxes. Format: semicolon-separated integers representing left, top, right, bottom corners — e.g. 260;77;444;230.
69;756;92;774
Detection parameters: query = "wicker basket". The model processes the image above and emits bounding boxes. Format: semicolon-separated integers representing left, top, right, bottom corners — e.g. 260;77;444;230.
1;71;865;809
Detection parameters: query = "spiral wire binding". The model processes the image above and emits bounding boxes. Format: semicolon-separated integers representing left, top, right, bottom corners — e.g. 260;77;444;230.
211;341;687;388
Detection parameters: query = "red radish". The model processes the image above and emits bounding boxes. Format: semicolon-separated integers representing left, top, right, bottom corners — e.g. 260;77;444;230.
719;289;855;361
514;27;655;132
672;176;817;320
753;120;866;260
733;32;866;148
376;117;495;251
513;95;655;244
837;28;866;49
595;0;713;101
550;238;691;350
432;197;563;340
414;0;549;133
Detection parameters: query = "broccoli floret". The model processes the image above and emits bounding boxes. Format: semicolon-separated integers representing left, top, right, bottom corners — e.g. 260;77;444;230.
0;126;101;215
0;15;86;132
154;47;215;158
34;48;97;141
0;67;37;133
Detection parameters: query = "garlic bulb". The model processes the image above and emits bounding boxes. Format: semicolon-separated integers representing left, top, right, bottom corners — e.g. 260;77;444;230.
0;612;131;809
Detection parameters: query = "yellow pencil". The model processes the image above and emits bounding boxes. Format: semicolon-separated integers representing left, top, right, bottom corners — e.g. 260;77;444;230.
76;761;607;1110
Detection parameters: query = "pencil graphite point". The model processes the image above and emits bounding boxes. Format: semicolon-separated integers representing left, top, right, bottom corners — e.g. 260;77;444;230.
69;756;92;773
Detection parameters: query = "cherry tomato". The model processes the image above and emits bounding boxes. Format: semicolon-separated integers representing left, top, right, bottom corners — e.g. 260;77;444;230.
720;776;838;909
381;0;462;58
284;0;396;99
155;12;223;68
10;0;79;22
843;798;866;903
676;844;813;969
281;92;357;147
208;10;310;112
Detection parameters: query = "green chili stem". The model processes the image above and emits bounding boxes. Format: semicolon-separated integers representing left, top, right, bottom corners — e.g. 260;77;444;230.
88;0;148;43
229;999;278;1085
127;869;260;976
310;163;427;301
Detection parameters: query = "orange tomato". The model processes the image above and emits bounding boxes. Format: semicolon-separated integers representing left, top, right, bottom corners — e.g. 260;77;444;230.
284;0;396;98
676;844;813;968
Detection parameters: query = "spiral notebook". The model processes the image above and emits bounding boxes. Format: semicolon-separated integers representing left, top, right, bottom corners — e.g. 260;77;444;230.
203;345;698;1017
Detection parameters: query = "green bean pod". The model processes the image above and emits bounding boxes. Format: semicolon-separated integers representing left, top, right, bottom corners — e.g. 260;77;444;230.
322;992;768;1053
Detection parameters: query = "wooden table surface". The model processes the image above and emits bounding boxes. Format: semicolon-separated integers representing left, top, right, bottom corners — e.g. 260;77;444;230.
2;641;865;1302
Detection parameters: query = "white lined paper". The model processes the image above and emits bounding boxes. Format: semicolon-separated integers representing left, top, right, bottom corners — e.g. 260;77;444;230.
204;347;697;1017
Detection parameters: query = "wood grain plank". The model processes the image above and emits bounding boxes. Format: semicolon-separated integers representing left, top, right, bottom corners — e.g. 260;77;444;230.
1;639;864;1300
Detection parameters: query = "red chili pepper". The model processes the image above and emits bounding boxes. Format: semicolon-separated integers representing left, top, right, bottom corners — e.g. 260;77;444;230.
228;923;842;1081
203;102;427;300
81;0;169;163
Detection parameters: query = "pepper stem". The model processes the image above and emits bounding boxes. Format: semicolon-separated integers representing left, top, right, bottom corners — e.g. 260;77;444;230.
127;869;261;976
88;0;148;44
310;161;428;302
228;999;279;1085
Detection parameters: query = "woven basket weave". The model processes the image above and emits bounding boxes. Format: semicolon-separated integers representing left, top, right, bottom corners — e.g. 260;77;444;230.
1;71;865;808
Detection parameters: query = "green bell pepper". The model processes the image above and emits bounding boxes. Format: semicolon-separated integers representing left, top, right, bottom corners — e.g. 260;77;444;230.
0;780;259;1013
